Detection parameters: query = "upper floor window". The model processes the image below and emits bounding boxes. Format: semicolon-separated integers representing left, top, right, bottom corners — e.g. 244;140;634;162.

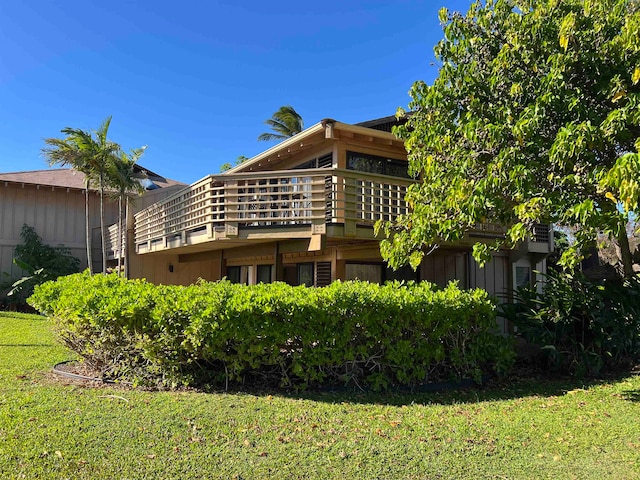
293;153;333;170
346;151;409;178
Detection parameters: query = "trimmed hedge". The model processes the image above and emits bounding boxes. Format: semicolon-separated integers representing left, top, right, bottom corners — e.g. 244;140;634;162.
29;272;514;390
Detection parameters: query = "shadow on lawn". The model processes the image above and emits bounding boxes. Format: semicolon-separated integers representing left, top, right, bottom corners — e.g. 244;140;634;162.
288;376;637;406
621;389;640;402
47;356;639;407
216;368;640;407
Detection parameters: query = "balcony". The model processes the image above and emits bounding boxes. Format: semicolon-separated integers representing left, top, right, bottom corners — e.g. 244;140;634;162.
132;168;551;255
133;168;412;253
106;222;126;261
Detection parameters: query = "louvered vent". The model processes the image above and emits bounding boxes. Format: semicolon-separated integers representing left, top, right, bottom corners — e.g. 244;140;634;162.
317;154;333;168
315;262;332;287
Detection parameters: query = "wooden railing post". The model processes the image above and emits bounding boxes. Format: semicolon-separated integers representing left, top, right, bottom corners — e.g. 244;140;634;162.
311;174;326;235
344;176;357;237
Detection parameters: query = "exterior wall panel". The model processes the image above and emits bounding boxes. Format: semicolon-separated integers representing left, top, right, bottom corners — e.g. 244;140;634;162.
0;183;119;278
421;251;467;288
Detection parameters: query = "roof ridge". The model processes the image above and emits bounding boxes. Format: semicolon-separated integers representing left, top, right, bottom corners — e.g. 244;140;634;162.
0;167;75;175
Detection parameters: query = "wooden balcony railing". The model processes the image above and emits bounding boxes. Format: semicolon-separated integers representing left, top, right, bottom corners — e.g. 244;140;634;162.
134;175;225;245
134;169;413;246
132;168;551;253
106;222;126;260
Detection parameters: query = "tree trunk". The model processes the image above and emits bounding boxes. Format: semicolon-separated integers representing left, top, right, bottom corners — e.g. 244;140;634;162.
117;195;123;276
100;174;107;274
85;179;93;275
124;197;130;279
617;226;634;278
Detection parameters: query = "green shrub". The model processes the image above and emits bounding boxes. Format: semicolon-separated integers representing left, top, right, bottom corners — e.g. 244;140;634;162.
29;273;514;390
504;270;640;376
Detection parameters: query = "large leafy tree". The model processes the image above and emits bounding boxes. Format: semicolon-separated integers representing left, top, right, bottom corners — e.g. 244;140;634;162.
105;147;146;276
380;0;640;277
43;116;122;274
258;105;304;142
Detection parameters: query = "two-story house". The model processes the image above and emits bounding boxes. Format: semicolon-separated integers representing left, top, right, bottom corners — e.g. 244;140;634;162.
125;117;553;322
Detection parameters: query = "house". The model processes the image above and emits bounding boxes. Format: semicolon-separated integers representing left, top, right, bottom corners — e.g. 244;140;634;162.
123;117;553;327
0;167;183;279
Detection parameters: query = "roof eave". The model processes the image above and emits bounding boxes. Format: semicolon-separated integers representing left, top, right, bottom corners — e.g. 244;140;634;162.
224;120;404;174
224;122;326;174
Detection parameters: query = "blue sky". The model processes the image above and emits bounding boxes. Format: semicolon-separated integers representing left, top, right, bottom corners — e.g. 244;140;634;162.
0;1;472;184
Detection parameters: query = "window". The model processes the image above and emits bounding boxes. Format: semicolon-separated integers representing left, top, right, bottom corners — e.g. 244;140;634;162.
385;264;419;283
346;151;410;178
345;263;417;284
345;263;383;283
515;266;531;289
226;265;252;284
226;266;241;284
257;264;272;284
298;263;314;286
293;153;333;170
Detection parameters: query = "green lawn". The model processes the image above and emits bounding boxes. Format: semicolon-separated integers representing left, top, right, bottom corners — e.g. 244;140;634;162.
1;312;639;479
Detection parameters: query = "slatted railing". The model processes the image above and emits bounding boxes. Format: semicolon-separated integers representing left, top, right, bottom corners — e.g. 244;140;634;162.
134;176;225;245
331;169;411;224
133;168;536;249
105;222;127;260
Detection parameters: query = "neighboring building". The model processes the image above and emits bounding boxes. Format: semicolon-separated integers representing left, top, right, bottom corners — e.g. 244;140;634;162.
0;167;183;279
126;118;553;329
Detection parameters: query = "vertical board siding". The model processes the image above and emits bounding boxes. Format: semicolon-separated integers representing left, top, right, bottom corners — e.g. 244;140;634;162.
421;251;467;288
470;253;509;301
469;253;510;333
0;183;120;277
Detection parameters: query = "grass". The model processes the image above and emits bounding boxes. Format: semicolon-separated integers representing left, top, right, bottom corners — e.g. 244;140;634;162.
1;312;639;479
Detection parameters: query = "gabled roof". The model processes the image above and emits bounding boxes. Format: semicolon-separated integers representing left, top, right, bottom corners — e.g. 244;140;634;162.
0;169;89;190
224;119;405;174
0;167;184;191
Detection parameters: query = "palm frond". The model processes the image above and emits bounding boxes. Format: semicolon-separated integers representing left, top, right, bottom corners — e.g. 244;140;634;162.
257;132;288;142
258;105;304;142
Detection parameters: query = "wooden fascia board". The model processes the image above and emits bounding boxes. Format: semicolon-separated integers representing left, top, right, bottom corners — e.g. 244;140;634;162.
225;122;326;174
225;120;405;174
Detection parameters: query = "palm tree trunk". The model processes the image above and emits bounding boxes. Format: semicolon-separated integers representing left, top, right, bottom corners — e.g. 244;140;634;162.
124;197;130;279
85;179;93;275
117;196;123;276
100;173;107;273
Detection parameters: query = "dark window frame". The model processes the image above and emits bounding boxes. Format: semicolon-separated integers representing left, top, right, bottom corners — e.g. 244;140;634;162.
226;266;242;284
346;151;410;179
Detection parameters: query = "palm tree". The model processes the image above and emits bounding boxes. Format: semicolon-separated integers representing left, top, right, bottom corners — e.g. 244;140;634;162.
105;147;146;277
90;117;121;274
257;106;304;142
42;116;121;274
42;134;96;273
